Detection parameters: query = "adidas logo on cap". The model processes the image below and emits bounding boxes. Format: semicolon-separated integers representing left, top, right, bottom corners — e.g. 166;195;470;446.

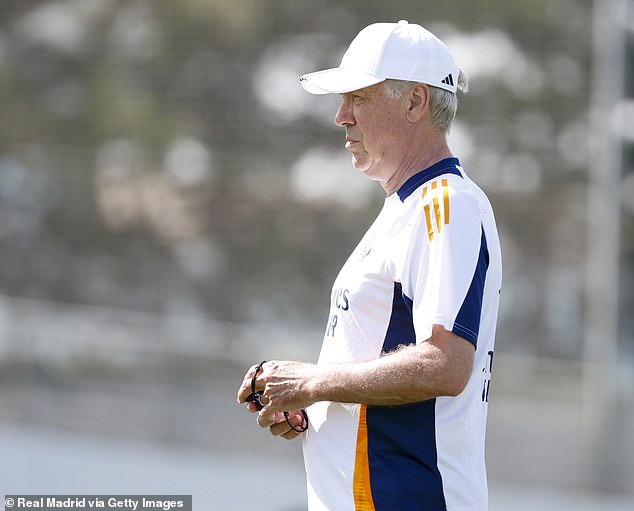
441;74;454;87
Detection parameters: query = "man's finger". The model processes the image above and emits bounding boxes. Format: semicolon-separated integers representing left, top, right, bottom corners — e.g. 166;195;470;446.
268;411;306;438
237;363;268;404
280;429;302;440
236;378;252;403
257;410;285;429
245;401;260;413
269;420;300;439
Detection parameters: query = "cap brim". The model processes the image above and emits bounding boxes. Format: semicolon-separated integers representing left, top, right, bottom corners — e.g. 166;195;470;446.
299;67;385;95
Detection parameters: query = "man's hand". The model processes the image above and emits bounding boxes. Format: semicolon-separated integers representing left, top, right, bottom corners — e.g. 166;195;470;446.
237;361;314;439
237;326;474;436
237;360;316;413
257;410;307;440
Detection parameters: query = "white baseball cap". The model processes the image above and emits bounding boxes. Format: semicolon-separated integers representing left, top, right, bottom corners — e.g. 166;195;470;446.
300;20;460;95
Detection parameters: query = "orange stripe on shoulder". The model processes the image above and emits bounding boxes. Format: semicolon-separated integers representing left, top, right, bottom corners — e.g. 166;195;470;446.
421;179;451;242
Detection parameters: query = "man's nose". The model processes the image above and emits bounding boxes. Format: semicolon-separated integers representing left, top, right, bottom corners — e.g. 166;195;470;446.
335;95;354;127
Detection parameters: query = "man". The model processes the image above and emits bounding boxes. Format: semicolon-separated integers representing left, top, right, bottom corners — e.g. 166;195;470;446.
237;20;502;511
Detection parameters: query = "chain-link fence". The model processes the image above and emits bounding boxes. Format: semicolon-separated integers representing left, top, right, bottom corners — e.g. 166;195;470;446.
0;0;633;504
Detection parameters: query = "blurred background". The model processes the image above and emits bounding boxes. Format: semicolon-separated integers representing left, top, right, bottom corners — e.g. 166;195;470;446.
0;0;633;509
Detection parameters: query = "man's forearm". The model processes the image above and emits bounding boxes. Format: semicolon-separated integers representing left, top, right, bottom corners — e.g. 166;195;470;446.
309;326;474;406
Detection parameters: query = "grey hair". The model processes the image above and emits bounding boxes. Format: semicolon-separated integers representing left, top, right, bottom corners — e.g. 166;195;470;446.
383;70;469;133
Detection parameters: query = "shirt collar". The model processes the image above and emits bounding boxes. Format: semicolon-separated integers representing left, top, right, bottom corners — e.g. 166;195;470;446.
396;158;462;202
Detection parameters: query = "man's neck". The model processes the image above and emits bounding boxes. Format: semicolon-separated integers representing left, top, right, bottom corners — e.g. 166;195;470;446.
381;140;453;196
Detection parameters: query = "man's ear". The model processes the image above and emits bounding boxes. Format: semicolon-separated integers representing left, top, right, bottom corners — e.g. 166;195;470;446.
405;83;429;123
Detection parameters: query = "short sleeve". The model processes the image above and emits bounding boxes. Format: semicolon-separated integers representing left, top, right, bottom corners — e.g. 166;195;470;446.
408;179;486;346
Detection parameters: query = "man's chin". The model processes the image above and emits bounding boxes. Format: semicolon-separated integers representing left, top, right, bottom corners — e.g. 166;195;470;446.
354;164;380;182
351;156;371;174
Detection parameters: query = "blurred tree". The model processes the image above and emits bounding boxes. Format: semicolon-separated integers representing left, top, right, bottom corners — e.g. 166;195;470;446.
0;0;603;356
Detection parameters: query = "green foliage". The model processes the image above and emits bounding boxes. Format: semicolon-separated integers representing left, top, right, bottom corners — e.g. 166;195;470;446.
0;0;598;354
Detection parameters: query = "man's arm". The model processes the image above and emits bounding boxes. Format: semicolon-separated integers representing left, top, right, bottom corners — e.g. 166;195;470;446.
237;324;475;423
311;324;474;406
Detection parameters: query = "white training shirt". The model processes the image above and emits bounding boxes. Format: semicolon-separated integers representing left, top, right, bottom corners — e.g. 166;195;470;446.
302;158;502;511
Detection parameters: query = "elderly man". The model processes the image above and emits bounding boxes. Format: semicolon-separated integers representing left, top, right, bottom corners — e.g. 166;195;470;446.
238;20;502;511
